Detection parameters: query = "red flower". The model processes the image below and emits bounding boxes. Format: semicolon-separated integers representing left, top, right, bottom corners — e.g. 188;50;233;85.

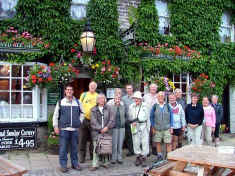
156;48;160;55
71;48;76;53
31;75;37;80
175;46;182;55
107;60;111;65
72;59;75;63
165;43;168;47
93;47;97;55
49;62;55;67
48;76;52;81
32;79;37;84
102;61;106;65
112;74;117;78
74;44;78;47
184;45;190;50
38;71;42;74
38;78;43;82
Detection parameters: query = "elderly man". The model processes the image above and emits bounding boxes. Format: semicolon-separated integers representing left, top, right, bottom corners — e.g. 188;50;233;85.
129;91;150;167
143;83;158;155
185;93;204;145
211;95;223;146
122;84;135;156
79;81;98;163
150;91;173;160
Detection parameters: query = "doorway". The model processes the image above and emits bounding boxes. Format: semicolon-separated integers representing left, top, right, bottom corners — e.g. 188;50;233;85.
71;78;91;99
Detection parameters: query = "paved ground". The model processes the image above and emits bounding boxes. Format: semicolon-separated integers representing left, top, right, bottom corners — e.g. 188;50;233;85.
0;133;235;176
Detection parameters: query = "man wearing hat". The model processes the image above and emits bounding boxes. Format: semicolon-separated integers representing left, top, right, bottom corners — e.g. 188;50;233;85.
128;91;150;167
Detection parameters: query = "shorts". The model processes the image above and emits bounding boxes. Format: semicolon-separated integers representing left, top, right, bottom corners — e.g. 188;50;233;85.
173;128;182;136
153;129;172;144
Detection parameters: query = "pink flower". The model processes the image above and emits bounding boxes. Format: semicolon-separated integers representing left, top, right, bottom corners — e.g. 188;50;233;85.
101;67;106;72
165;43;168;47
76;52;81;58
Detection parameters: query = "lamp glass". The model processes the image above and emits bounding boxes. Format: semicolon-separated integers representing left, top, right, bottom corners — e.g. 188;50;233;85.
80;31;96;52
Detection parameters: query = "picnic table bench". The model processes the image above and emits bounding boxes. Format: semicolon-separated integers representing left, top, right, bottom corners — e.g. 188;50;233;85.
0;156;27;176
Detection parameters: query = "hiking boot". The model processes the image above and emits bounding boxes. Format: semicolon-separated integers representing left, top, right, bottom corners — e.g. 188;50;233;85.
141;156;147;167
60;167;68;173
72;165;82;171
135;156;142;166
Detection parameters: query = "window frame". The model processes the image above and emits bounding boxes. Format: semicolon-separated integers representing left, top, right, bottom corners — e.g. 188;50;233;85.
0;0;18;20
0;62;47;123
155;0;170;35
219;12;234;43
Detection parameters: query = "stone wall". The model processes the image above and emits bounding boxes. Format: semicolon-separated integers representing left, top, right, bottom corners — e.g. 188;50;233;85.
117;0;140;30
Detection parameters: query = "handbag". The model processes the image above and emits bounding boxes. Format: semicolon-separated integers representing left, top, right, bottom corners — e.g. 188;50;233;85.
95;133;112;155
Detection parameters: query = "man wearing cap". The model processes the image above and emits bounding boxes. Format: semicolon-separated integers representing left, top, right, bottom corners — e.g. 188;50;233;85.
128;91;150;167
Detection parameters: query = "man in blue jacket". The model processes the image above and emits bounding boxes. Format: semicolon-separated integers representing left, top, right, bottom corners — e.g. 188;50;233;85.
53;84;83;173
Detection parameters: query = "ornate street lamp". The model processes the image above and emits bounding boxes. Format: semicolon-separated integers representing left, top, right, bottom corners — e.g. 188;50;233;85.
80;21;96;53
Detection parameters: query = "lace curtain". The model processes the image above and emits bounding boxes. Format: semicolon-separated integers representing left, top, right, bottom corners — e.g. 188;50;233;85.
70;0;89;20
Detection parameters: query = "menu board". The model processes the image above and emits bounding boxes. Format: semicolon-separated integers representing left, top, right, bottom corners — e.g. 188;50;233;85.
0;127;37;150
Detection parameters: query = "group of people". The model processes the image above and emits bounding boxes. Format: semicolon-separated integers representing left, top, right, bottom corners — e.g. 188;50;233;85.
52;81;223;173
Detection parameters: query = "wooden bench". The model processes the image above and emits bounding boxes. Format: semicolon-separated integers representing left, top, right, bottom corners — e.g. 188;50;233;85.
146;161;177;176
0;156;27;176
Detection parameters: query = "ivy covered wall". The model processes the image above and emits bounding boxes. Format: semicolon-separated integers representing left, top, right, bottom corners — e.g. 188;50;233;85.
0;0;235;97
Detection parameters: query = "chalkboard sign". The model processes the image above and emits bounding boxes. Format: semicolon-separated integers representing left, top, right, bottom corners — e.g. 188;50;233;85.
0;127;37;150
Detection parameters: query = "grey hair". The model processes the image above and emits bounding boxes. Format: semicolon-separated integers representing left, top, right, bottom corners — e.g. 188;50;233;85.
175;88;182;93
149;83;158;89
114;88;122;97
96;93;107;104
211;95;218;99
89;81;97;89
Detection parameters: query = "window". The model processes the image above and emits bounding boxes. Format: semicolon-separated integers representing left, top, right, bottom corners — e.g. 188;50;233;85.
155;0;170;35
171;73;191;104
0;62;47;123
70;0;89;20
219;12;234;43
0;0;18;20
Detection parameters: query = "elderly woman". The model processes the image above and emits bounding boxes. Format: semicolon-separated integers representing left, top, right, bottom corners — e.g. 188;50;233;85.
202;96;216;145
90;93;115;171
129;91;150;167
107;88;123;106
110;95;126;164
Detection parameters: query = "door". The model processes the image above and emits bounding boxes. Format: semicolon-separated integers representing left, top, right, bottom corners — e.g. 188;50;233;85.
71;78;91;99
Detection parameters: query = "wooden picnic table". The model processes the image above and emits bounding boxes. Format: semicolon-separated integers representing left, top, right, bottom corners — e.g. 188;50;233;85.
167;145;235;176
0;156;27;176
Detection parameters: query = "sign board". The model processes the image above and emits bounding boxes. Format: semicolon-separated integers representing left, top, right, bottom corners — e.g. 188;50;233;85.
106;88;115;99
48;92;59;105
0;127;37;150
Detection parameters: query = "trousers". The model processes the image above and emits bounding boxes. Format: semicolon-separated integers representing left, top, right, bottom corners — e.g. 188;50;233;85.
187;125;202;145
59;130;79;168
112;128;125;161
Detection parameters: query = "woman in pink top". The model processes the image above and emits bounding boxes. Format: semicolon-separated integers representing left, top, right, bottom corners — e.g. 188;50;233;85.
202;96;216;145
